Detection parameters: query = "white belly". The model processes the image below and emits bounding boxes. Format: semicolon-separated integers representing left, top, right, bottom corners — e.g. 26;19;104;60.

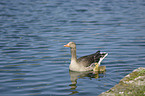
69;61;94;71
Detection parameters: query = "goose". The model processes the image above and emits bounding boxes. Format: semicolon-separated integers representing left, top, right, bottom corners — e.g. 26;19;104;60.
64;42;108;72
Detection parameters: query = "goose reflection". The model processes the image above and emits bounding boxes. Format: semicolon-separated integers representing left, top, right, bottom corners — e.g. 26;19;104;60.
69;70;105;95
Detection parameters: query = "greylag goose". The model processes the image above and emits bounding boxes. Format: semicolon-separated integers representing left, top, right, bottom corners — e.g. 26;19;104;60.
64;42;108;72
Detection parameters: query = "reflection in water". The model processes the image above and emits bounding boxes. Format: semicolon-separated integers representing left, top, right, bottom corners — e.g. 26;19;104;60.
69;70;106;95
1;0;145;95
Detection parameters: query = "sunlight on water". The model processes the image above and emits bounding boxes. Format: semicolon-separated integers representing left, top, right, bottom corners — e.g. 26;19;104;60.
0;0;145;95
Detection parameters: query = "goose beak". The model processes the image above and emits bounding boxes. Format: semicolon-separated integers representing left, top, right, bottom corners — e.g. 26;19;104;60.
64;44;70;47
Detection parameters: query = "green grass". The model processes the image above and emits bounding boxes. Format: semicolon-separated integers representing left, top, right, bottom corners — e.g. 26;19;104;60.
138;69;145;75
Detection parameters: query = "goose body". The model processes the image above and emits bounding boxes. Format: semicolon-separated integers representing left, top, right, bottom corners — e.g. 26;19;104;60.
64;42;108;72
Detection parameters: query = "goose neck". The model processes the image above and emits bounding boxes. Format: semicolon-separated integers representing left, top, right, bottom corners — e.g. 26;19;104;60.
71;48;77;61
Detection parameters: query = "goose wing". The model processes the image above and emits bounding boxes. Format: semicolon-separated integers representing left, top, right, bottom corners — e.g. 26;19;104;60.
77;51;101;67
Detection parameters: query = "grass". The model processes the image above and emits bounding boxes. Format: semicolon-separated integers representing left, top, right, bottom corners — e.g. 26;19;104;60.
99;68;145;96
123;69;145;82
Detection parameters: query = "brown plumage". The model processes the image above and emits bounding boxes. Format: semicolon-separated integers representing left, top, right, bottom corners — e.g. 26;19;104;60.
64;42;108;71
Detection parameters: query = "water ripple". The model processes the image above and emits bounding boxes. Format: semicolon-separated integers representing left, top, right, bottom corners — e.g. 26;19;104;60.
1;0;145;96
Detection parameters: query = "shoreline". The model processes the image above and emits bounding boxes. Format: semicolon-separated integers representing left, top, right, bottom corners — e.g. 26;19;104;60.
99;67;145;96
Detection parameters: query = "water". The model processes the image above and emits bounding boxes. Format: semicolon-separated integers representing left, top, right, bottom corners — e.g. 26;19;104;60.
0;0;145;95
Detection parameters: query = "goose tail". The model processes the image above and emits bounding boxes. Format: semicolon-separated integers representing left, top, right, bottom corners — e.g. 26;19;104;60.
98;52;108;65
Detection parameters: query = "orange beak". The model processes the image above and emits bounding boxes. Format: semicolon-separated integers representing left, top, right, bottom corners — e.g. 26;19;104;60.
64;44;70;47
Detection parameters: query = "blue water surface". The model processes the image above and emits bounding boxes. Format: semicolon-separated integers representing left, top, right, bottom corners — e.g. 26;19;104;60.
0;0;145;96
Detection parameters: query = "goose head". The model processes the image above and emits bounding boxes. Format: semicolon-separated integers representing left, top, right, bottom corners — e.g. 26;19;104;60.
64;42;76;49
